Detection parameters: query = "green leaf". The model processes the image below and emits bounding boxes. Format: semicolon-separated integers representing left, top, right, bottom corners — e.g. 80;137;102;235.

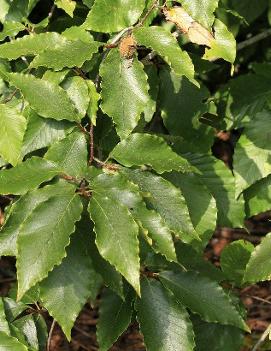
192;316;244;351
175;242;225;282
165;172;217;249
62;77;90;118
40;226;97;340
123;169;199;244
86;80;100;125
21;110;74;157
229;0;268;23
7;73;80;122
229;74;271;122
244;233;271;283
16;183;83;300
100;50;150;139
0;32;66;60
45;131;88;178
0;21;25;42
30;38;100;71
91;172;177;262
244;175;271;216
221;240;254;286
133;26;197;85
55;0;76;17
0;299;10;335
175;0;219;28
143;65;159;122
159;68;212;153
160;271;248;331
0;104;26;166
0;331;28;350
89;232;124;298
136;277;195;351
88;182;140;294
185;153;244;227
234;111;271;195
204;19;236;64
97;289;133;351
83;0;145;33
0;183;72;257
42;69;69;85
12;314;40;350
0;0;10;22
110;133;193;174
0;157;60;195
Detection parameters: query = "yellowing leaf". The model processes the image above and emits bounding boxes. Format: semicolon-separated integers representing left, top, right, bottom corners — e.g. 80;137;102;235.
55;0;76;17
163;7;213;47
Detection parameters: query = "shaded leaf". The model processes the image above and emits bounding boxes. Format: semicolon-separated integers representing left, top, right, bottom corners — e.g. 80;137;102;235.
221;240;254;286
160;270;248;331
97;289;134;351
136;277;195;351
192;316;244;351
159;68;212;153
165;172;217;248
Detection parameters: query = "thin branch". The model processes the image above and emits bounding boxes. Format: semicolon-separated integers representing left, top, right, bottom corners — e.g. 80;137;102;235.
252;323;271;351
48;4;56;21
237;29;271;50
136;0;159;27
248;296;271;305
95;26;133;88
2;89;18;104
47;320;56;351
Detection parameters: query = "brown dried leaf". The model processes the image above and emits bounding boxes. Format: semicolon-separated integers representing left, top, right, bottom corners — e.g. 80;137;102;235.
163;7;214;47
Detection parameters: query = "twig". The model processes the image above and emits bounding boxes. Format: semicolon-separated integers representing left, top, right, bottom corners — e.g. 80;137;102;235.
136;0;159;27
237;29;271;50
2;89;18;104
48;4;56;20
94;26;133;88
248;295;271;305
89;123;94;165
252;323;271;351
47;320;56;351
77;123;89;135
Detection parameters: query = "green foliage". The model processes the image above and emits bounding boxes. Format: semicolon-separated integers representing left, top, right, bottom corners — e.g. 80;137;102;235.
0;0;270;349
